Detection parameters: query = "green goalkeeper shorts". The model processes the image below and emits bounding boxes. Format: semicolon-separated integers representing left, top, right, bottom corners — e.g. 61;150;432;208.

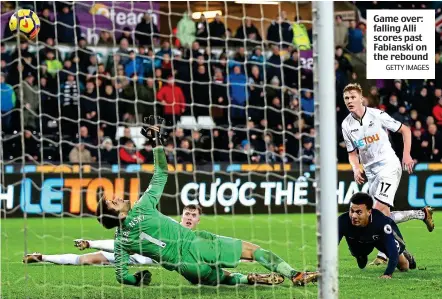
177;236;243;285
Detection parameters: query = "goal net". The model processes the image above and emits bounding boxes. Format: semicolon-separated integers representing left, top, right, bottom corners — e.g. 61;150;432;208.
0;1;336;298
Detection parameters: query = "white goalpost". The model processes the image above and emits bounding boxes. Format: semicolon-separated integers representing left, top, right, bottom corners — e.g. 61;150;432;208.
312;2;338;298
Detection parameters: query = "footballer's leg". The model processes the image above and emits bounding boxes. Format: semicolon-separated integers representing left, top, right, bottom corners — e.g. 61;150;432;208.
23;252;111;265
74;239;115;253
221;270;284;285
241;241;319;286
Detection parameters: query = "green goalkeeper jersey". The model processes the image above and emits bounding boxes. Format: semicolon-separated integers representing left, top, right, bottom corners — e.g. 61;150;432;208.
114;147;196;285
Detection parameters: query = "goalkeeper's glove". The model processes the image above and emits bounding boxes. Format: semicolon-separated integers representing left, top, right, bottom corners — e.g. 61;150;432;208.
134;270;152;287
140;115;167;147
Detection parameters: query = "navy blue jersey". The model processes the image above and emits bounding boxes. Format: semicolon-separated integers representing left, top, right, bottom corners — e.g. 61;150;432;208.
338;209;406;275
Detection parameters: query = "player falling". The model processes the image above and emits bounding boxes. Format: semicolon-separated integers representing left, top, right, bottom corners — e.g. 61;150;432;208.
339;192;416;279
96;116;319;287
23;205;203;266
341;83;434;265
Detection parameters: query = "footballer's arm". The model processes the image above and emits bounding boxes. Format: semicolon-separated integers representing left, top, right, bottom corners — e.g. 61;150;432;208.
380;233;404;278
348;150;364;184
396;124;414;173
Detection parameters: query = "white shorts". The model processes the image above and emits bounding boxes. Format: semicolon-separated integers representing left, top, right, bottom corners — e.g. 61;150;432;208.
365;159;402;207
99;251;154;265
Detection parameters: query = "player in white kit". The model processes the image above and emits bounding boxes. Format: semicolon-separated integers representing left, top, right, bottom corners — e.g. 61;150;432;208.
341;83;434;265
23;205;203;266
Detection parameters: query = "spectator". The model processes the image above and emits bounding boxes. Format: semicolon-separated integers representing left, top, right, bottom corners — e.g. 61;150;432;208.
43;50;63;77
38;37;61;63
160;53;173;79
413;87;432;117
100;137;118;164
248;46;265;76
0;72;16;133
117;38;130;65
384;94;399;115
156;75;186;124
70;37;93;77
177;138;193;163
432;88;442;104
210;68;228;125
208;14;226;47
228;65;247;124
266;46;282;83
234;18;262;46
156;41;173;61
292;16;311;50
125;51;144;83
24;129;39;162
433;97;442;128
136;77;156;120
267;14;293;48
366;86;380;108
301;90;314;125
117;27;135;45
1;43;11;74
299;138;315;165
411;129;427;162
335;46;353;76
60;74;83;137
177;11;196;48
99;84;118;139
433;52;442;88
57;5;82;43
119;139;145;164
234;140;260;163
135;13;159;47
284;49;301;89
346;20;365;54
334;15;348;48
106;53;122;77
87;54;99;76
16;73;38;130
39;8;55;42
69;140;93;163
195;14;209;47
422;124;442;162
392;106;411;126
248;65;264;122
98;30;115;46
192;64;210;117
139;141;154;162
80;80;98;136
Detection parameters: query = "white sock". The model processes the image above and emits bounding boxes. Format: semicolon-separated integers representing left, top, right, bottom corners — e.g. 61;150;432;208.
377;252;387;260
390;210;425;224
88;240;115;253
42;254;80;265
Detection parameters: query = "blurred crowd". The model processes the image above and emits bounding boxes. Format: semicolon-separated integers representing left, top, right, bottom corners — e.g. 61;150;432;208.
1;1;442;166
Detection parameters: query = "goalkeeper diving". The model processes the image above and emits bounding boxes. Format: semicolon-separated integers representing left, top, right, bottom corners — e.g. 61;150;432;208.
96;115;319;287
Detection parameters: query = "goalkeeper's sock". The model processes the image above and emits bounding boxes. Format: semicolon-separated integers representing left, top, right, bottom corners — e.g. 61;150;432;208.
222;273;249;285
252;248;298;279
88;240;115;252
390;210;425;224
42;254;80;265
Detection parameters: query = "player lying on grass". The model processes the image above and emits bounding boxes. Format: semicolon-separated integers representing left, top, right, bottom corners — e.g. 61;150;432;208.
339;192;416;279
341;83;435;266
95;116;319;287
23;205;203;266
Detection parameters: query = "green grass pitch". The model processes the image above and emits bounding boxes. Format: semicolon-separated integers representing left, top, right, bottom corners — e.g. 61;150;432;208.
1;213;441;299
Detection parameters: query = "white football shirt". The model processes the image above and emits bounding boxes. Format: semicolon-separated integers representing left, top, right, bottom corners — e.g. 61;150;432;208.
341;107;402;168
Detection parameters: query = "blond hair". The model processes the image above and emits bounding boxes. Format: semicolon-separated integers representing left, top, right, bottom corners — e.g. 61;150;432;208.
343;83;363;95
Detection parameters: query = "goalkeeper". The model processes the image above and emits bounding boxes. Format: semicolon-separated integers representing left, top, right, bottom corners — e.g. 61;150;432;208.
96;116;319;287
